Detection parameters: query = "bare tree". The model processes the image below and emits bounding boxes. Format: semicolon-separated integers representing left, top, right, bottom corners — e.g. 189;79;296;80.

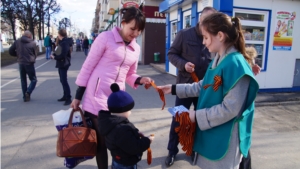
1;0;20;40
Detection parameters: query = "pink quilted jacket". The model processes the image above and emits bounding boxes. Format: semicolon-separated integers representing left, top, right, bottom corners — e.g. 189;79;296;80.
75;27;140;116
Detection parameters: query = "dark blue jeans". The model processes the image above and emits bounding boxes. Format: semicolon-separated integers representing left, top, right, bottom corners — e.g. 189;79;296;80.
112;160;137;169
167;96;198;156
58;66;71;99
19;64;37;98
83;48;89;56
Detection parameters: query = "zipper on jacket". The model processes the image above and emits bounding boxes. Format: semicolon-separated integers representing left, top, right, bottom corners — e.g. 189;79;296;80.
94;77;100;96
114;45;127;82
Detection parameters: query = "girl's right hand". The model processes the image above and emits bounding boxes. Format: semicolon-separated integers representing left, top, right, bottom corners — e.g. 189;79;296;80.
71;99;81;110
157;84;172;94
148;135;155;143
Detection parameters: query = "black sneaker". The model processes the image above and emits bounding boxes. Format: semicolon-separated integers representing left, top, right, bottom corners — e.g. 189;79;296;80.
165;154;176;167
25;92;30;102
64;99;72;106
57;97;66;102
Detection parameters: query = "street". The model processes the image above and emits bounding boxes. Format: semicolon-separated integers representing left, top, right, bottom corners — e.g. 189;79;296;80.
1;51;300;169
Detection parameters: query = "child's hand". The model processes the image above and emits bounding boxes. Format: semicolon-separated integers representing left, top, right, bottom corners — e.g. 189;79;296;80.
148;134;155;143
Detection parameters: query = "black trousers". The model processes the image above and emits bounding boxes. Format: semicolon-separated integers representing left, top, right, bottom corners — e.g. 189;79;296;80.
58;66;71;99
239;151;252;169
167;96;198;155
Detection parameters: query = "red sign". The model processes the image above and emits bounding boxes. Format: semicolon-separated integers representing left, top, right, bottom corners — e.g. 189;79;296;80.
143;6;166;19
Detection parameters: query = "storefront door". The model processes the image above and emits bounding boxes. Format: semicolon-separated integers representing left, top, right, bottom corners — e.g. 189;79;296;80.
293;59;300;87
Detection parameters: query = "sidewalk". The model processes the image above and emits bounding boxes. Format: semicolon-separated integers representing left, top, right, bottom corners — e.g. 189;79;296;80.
150;63;300;107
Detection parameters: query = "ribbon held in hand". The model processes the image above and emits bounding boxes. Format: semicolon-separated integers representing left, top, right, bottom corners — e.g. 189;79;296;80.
145;82;166;110
147;134;154;165
190;65;199;82
175;112;196;156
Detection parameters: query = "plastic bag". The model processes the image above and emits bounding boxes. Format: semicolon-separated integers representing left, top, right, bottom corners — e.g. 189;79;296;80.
52;108;94;168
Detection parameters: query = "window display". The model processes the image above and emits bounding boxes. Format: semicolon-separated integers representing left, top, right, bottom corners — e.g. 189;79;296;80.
234;9;269;70
170;21;177;44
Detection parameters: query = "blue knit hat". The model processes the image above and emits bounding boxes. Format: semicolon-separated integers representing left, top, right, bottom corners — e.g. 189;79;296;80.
107;83;135;113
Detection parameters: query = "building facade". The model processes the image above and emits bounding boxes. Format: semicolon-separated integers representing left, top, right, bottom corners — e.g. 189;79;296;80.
159;0;300;91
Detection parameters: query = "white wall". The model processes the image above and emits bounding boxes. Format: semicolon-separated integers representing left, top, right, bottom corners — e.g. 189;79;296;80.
197;0;213;12
169;10;178;20
234;0;300;89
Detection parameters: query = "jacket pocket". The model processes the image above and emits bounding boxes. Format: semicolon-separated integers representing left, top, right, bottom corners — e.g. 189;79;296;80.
185;41;201;57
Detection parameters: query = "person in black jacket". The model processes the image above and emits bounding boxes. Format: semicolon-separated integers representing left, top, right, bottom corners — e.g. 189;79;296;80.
82;36;89;56
9;30;37;102
98;83;155;169
50;29;72;105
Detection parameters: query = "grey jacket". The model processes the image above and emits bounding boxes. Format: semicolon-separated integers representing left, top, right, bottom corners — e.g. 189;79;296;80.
9;36;37;65
175;48;251;169
168;24;211;84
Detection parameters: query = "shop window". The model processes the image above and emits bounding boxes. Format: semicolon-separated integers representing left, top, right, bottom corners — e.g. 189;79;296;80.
170;21;177;44
183;10;192;29
184;15;191;28
234;9;269;70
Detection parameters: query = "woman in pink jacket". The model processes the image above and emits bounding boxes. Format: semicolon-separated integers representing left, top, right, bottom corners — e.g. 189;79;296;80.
70;7;153;169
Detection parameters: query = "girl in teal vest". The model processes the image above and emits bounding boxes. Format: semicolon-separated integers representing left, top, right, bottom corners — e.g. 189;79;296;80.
158;12;259;169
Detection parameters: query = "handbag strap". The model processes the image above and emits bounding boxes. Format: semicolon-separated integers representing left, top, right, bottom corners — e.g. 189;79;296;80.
68;107;88;128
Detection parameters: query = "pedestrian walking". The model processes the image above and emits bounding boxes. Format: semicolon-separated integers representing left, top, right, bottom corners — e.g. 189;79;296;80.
82;36;89;56
9;30;38;102
44;33;52;60
98;83;155;169
158;12;259;169
70;6;153;169
50;29;72;106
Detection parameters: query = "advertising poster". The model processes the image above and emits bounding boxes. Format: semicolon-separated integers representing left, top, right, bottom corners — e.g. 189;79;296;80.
273;11;296;51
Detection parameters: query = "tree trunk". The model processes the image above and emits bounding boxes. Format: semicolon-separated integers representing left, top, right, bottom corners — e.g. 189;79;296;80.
9;17;17;40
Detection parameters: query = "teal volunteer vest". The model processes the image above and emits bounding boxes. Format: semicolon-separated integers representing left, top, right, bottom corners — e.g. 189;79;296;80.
193;52;259;160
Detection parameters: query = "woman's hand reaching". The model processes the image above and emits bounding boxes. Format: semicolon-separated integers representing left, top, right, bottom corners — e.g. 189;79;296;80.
157;84;172;94
140;77;154;85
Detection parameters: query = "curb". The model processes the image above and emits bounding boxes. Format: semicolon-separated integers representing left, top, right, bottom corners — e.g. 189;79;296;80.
255;100;300;107
150;63;167;74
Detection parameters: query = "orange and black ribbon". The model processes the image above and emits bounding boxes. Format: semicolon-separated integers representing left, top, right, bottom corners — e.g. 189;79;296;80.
145;82;166;110
175;112;196;156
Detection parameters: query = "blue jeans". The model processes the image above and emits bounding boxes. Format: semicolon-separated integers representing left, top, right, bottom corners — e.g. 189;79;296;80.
83;48;89;56
167;96;198;155
58;67;71;99
46;46;52;59
112;160;137;169
19;64;37;98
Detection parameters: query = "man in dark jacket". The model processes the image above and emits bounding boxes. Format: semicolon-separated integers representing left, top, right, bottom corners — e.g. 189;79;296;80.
98;83;154;168
50;29;72;105
9;30;37;102
165;7;217;167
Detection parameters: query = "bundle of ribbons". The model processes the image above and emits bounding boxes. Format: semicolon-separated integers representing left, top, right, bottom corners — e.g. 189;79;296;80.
174;112;196;156
174;69;198;156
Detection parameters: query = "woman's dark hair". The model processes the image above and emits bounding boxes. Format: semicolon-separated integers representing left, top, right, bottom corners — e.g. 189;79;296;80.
58;29;67;38
120;6;145;31
200;12;251;64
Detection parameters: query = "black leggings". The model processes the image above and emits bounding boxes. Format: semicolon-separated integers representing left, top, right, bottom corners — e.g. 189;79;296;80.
85;111;108;169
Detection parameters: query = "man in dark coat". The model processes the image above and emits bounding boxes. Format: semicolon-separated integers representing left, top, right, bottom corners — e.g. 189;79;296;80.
165;7;217;166
9;30;38;102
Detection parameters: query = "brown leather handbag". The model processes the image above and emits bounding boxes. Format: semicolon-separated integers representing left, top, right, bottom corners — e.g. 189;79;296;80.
56;108;97;157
